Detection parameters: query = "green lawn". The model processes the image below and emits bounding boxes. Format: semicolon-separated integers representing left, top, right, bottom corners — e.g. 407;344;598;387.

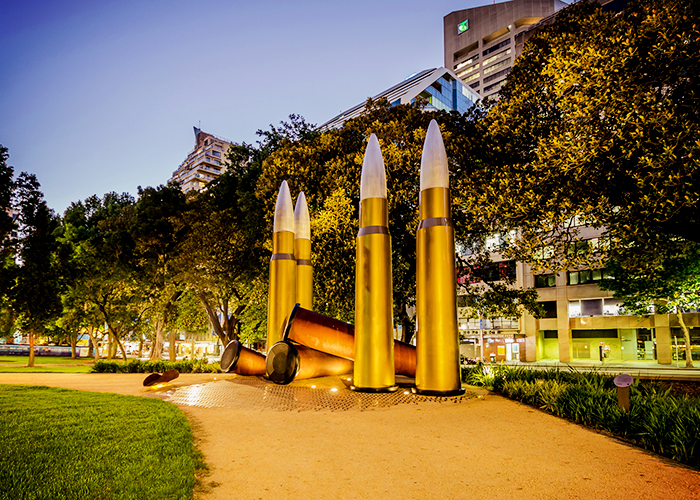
0;356;95;365
0;385;203;500
0;356;95;373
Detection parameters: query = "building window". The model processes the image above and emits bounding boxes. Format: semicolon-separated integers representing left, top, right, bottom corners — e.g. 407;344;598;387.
455;56;478;71
461;72;480;83
483;58;511;76
567;268;611;285
482;48;512;67
484;68;511;84
212;151;221;157
535;274;556;288
482;38;511;57
457;63;479;78
483;80;506;93
470;82;480;89
541;301;557;318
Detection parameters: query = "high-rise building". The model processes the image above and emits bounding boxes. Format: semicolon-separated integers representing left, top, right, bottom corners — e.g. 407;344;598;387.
319;67;480;131
444;0;568;100
169;128;231;194
449;0;699;366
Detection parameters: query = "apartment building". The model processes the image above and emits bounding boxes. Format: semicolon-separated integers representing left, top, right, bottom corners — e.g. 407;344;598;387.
169;127;231;193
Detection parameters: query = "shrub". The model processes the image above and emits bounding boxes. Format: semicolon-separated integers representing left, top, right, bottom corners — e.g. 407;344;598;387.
90;359;221;374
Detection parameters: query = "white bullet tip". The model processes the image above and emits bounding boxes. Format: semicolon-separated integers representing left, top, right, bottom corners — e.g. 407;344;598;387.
360;134;387;201
273;181;294;233
420;120;449;191
294;191;310;239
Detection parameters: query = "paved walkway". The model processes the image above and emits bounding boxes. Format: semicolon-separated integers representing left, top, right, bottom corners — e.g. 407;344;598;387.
1;373;699;499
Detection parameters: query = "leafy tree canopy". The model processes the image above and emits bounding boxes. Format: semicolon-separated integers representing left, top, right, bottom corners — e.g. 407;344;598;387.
482;0;700;274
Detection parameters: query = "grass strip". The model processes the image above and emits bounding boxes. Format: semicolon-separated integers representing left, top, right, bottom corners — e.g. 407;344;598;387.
0;385;198;500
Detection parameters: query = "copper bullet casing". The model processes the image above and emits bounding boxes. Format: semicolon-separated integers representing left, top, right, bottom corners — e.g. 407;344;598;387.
295;237;313;310
266;340;354;385
220;340;267;376
416;187;464;396
354;197;396;392
267;230;296;352
284;304;417;377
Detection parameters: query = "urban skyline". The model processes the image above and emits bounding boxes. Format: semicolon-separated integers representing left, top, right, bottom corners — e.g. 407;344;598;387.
0;0;495;214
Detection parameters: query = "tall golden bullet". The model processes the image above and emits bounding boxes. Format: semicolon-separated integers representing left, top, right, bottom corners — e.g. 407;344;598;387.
294;192;313;310
415;120;465;396
353;134;397;392
266;181;296;352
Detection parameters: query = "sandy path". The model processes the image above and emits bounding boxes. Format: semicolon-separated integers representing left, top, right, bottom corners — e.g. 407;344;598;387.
1;373;698;500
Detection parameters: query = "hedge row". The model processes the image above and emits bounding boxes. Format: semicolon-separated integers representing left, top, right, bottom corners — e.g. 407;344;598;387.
462;363;700;468
90;359;221;374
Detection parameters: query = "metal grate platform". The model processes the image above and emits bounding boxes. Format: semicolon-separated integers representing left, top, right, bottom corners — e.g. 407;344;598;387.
163;376;475;412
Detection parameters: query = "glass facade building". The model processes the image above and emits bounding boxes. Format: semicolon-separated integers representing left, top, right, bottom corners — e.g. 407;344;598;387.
319;67;479;131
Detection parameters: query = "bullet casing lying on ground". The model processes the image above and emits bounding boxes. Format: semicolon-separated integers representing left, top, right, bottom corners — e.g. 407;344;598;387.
266;340;354;385
284;304;417;377
220;340;267;376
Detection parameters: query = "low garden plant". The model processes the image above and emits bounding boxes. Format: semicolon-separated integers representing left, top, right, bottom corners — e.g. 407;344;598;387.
462;363;700;468
90;358;221;374
0;385;204;500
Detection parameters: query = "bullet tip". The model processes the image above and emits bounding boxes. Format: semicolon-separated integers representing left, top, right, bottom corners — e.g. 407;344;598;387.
274;181;294;233
420;120;449;191
294;191;310;239
360;134;387;200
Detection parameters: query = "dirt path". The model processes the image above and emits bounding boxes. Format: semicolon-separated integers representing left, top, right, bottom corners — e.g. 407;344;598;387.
1;373;698;500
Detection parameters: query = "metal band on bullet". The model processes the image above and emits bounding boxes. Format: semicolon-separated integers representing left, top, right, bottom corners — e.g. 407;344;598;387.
296;259;312;266
271;253;295;261
418;217;452;230
357;226;390;237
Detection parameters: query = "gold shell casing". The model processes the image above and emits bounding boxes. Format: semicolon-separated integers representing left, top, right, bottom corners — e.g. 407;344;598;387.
353;197;397;392
295;237;313;310
267;230;296;352
416;187;464;396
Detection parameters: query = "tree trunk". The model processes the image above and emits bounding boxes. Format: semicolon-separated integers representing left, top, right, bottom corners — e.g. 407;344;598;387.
196;291;226;345
114;334;128;362
70;333;77;359
138;332;143;358
169;329;177;362
28;330;35;367
678;311;694;368
151;319;164;361
398;304;415;344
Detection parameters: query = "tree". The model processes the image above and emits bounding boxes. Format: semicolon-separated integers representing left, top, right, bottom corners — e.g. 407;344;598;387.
0;146;17;340
480;0;700;275
257;101;542;343
60;193;142;360
601;250;700;368
11;173;62;366
132;185;187;361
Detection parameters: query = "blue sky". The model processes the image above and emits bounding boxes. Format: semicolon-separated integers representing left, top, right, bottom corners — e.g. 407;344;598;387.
1;0;488;214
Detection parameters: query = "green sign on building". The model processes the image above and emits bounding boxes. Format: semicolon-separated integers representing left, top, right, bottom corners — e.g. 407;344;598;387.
458;19;469;34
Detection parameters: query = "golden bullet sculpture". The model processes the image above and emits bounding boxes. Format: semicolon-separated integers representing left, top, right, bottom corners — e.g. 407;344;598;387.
415;120;465;396
220;340;267;376
284;304;417;378
353;134;397;392
294;192;313;310
266;181;297;352
266;340;354;385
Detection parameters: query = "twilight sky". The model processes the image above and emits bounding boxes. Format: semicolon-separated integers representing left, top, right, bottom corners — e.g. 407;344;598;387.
1;0;489;215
